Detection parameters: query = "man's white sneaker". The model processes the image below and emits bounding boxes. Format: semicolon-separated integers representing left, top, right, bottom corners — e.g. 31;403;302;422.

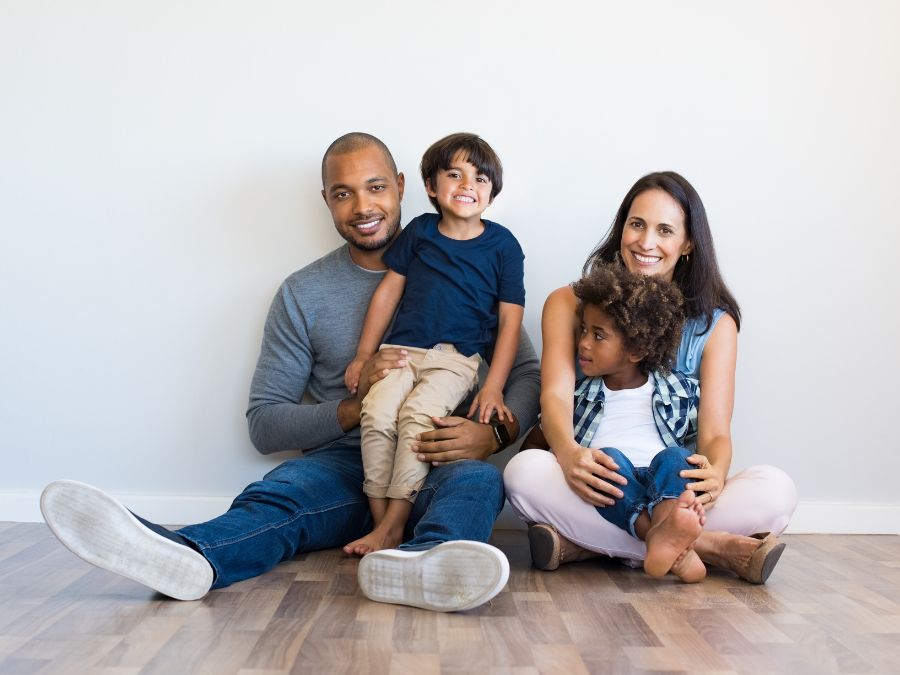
357;540;509;612
40;479;214;601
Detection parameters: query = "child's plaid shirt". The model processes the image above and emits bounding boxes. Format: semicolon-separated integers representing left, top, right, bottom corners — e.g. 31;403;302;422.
572;370;700;450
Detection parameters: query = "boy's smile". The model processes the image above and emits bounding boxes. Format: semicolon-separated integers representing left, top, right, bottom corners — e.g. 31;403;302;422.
426;151;493;223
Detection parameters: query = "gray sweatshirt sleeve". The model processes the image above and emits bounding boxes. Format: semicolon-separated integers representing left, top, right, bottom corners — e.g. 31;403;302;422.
246;284;345;455
503;328;542;438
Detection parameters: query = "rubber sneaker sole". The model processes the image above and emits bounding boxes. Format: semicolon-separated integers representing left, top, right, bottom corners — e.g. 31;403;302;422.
40;479;213;601
357;540;509;612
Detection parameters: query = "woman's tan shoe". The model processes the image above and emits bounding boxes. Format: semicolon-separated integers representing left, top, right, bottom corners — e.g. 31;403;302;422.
735;532;786;584
528;524;601;571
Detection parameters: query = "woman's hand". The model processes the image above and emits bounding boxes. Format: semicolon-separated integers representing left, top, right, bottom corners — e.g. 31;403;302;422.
554;443;627;507
681;454;725;508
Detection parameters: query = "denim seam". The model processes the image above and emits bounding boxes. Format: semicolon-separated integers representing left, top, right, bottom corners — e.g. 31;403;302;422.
191;496;368;550
645;492;685;520
625;501;647;538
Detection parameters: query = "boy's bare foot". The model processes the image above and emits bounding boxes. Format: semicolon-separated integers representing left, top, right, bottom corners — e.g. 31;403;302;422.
669;547;706;583
689;495;707;527
643;490;704;578
343;525;404;557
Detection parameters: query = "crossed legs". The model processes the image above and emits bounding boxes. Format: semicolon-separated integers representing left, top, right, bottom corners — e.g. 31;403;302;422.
597;447;706;582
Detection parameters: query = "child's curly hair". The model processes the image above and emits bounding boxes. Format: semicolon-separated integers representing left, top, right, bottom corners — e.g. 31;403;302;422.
572;264;685;374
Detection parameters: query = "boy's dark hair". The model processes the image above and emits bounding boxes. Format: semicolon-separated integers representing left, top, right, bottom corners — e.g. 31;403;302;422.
584;171;741;334
420;133;503;213
572;264;685;375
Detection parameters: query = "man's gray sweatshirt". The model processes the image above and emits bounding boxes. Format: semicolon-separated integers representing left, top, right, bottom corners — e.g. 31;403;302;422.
246;244;541;454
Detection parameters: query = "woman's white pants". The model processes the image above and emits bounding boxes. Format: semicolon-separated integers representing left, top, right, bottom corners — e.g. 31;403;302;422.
503;449;798;561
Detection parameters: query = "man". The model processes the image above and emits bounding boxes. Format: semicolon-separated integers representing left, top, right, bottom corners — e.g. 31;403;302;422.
41;132;540;612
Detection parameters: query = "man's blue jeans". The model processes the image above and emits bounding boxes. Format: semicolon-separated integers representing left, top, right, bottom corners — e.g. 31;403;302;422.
595;446;693;538
176;445;505;589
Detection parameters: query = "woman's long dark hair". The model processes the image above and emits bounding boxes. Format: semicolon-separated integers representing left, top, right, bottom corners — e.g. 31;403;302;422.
583;171;741;333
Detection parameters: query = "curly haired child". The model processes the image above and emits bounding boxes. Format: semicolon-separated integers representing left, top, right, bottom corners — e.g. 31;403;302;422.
534;263;707;582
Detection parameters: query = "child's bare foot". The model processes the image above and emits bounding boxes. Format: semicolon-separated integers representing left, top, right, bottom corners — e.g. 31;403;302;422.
670;547;706;583
343;525;403;557
690;496;706;526
643;490;704;577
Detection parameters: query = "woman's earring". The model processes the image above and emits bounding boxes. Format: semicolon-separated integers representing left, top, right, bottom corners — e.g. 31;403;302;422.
681;253;690;263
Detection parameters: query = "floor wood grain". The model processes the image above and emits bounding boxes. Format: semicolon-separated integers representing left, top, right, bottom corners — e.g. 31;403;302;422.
1;523;898;674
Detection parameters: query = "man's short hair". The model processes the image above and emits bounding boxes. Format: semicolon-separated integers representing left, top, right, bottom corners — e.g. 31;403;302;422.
321;132;398;186
420;133;503;213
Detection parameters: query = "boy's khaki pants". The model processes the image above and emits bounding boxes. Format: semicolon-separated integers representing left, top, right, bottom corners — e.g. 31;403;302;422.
360;344;480;501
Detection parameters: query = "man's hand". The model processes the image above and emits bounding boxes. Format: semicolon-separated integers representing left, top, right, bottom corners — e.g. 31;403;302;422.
412;415;500;465
337;347;408;431
356;347;408;400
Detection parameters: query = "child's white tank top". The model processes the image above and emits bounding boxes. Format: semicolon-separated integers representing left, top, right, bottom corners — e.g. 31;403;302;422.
588;377;664;467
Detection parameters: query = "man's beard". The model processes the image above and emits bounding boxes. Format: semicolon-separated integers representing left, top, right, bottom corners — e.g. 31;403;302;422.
349;212;401;251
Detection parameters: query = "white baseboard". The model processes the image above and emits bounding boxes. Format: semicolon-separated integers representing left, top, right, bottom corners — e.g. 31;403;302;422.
3;490;899;535
1;489;235;528
781;501;900;535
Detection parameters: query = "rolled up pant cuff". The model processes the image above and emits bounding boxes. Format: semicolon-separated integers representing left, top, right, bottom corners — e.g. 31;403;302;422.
386;483;423;502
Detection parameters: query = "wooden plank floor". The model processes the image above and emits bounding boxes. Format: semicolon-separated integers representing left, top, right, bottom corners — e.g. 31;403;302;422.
1;522;899;674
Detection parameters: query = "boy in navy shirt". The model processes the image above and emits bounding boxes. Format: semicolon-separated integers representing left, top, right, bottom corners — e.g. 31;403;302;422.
343;133;525;556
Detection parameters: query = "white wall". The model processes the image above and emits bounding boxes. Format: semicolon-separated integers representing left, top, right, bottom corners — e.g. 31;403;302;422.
2;1;898;532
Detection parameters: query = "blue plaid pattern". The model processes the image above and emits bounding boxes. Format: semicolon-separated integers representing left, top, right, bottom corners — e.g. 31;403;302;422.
573;370;699;450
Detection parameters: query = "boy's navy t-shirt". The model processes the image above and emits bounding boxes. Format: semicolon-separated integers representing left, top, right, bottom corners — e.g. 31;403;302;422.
383;212;525;360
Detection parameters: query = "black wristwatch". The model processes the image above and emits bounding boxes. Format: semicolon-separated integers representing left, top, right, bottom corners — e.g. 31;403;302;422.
488;415;512;453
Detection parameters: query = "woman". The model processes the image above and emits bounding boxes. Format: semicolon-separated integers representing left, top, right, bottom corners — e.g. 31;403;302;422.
504;171;797;583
